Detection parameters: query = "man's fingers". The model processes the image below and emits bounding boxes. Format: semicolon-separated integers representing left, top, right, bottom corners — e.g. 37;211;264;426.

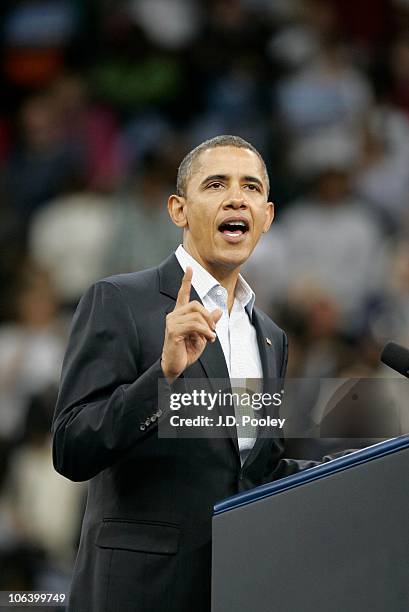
174;321;216;342
170;310;218;335
178;303;218;329
176;266;193;307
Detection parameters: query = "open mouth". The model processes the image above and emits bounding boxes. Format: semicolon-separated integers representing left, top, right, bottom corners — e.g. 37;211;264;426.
218;219;249;237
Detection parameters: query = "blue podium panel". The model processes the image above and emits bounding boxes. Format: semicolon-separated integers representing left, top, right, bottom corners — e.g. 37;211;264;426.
212;437;409;612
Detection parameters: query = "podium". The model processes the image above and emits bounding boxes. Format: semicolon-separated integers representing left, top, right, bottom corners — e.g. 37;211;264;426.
212;436;409;612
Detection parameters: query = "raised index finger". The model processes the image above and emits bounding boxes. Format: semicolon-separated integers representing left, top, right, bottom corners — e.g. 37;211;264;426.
176;266;193;307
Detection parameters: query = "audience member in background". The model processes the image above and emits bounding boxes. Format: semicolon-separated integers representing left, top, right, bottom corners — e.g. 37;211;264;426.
276;34;372;175
277;288;402;462
188;54;271;158
319;330;403;442
273;280;348;459
90;13;183;114
0;263;67;442
4;93;80;225
276;165;380;326
29;175;116;308
1;390;85;572
104;150;182;273
129;0;203;50
277;280;344;379
354;96;409;232
50;74;124;191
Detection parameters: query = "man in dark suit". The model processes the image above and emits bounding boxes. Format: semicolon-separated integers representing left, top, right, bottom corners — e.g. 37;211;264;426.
52;135;321;612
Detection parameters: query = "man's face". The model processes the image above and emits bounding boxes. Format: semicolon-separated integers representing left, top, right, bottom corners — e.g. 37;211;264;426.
169;146;274;274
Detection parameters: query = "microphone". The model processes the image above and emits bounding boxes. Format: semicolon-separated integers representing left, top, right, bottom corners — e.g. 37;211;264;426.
380;342;409;378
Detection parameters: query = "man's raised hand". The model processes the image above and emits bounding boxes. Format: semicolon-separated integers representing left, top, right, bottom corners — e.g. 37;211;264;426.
161;266;222;383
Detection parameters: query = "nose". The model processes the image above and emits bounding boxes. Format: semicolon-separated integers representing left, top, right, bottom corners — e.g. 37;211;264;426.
223;187;248;210
223;197;248;210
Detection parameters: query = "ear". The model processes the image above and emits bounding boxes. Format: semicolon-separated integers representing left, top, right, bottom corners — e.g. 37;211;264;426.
262;201;275;232
168;194;188;228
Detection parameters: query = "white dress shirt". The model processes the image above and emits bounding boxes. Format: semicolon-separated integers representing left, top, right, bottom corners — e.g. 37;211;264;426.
175;245;263;463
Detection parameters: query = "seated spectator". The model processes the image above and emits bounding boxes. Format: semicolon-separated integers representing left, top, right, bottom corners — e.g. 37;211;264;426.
29;176;116;307
104;150;182;274
50;74;124;191
354;102;409;231
0;262;67;441
2;391;85;570
276;36;373;175
4;93;80;223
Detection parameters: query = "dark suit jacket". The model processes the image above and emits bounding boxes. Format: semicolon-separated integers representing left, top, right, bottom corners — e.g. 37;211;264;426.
52;254;319;612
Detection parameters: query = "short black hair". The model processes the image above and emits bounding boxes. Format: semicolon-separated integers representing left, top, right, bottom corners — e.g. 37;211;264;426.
176;135;270;197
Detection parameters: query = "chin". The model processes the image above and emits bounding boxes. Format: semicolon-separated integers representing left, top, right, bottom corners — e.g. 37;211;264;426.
217;249;250;269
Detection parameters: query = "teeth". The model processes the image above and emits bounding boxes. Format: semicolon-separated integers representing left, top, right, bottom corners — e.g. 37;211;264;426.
219;219;248;233
222;220;247;228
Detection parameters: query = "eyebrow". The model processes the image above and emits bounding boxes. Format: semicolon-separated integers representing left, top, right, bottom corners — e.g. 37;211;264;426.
200;174;265;190
243;175;264;190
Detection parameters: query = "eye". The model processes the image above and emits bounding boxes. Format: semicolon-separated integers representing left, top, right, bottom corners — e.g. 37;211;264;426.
244;183;261;192
208;182;224;189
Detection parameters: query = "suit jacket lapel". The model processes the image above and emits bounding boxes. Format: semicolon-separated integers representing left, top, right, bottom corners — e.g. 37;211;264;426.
253;308;279;397
196;336;239;457
241;308;281;469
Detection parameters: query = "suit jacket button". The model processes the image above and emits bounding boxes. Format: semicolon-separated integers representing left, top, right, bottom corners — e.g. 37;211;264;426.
145;418;151;426
140;424;146;431
151;414;157;422
156;409;163;417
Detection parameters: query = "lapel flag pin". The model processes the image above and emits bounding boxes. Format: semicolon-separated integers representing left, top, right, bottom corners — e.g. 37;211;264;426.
266;337;272;346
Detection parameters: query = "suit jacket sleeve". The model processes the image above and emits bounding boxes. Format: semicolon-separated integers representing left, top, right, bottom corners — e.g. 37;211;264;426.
52;280;174;482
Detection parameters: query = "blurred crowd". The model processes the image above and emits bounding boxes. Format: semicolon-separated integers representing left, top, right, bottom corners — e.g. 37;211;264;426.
1;0;409;601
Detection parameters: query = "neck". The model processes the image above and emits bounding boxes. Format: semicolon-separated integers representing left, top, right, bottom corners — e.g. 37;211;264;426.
183;243;240;313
